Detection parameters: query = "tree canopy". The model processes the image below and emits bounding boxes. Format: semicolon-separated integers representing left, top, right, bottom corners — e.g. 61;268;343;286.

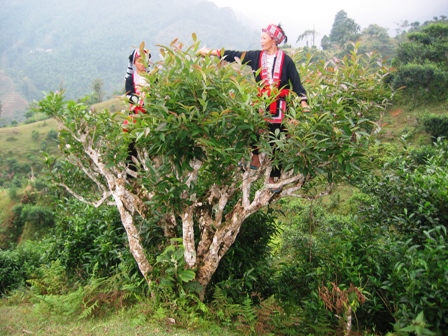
36;36;394;298
327;10;361;47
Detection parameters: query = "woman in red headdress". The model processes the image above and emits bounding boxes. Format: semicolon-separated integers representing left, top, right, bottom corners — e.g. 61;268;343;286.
123;48;151;131
200;24;310;191
123;48;151;176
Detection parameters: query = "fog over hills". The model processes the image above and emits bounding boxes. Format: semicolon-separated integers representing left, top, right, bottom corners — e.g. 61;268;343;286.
0;0;259;123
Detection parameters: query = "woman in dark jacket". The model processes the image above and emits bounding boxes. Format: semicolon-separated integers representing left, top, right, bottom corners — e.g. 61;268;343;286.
123;48;151;175
200;24;310;190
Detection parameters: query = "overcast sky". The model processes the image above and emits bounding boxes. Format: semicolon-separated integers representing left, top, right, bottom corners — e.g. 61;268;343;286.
209;0;447;46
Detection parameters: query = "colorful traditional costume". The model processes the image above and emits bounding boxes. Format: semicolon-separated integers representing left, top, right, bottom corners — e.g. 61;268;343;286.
217;25;308;178
123;48;151;131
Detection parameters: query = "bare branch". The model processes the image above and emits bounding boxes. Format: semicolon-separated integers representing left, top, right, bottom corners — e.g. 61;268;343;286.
58;183;111;207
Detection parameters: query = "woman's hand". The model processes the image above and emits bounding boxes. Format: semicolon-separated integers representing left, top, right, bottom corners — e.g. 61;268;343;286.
301;101;311;112
199;47;212;57
199;48;219;57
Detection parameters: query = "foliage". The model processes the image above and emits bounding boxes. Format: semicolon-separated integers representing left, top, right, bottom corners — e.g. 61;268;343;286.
48;199;131;282
389;21;448;102
152;239;199;297
419;112;448;141
275;178;447;334
278;43;393;185
324;10;361;48
27;259;70;296
30;271;146;319
354;139;448;332
7;203;54;241
209;289;303;335
0;240;51;295
393;311;436;336
273;200;395;334
207;209;279;302
383;226;448;332
356;139;448;242
356;24;399;62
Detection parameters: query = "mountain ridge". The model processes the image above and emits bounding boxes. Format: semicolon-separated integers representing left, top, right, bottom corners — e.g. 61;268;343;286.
0;0;260;124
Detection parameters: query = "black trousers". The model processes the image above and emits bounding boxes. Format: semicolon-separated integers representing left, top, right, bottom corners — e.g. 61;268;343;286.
252;123;285;178
127;141;138;175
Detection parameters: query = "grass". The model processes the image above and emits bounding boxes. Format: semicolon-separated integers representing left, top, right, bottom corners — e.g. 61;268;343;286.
0;301;239;336
380;102;448;145
0;119;59;165
0;189;14;248
0;189;11;224
92;97;127;114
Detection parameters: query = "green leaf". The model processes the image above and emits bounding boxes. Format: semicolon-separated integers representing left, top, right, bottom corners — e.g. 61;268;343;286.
178;269;196;282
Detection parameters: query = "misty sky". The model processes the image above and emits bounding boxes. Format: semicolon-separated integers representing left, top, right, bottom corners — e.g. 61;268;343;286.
209;0;447;46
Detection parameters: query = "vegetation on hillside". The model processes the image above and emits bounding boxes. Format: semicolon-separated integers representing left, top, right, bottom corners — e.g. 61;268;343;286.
0;0;259;116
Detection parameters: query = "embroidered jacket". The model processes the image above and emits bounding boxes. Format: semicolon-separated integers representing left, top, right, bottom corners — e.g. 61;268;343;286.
222;49;307;123
123;49;150;131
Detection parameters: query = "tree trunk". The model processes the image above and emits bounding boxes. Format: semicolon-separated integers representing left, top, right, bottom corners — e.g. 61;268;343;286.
191;179;277;298
111;177;153;285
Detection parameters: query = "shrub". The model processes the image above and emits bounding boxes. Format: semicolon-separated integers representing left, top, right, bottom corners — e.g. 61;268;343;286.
0;240;51;295
420;113;448;140
390;62;448;102
47;129;58;140
357;139;448;242
390;22;448;103
273;201;396;334
383;226;448;332
49;199;130;282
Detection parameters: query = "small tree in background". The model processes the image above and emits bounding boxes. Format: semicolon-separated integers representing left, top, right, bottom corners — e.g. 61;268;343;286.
36;36;394;299
322;10;360;48
92;78;104;103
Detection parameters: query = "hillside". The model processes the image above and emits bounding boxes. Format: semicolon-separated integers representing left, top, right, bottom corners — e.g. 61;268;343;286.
0;119;58;185
0;0;259;125
0;71;29;124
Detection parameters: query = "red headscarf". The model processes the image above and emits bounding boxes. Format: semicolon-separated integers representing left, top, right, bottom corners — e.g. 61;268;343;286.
262;24;285;45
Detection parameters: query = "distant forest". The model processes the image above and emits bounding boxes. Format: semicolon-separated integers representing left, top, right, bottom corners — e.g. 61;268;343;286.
0;0;259;118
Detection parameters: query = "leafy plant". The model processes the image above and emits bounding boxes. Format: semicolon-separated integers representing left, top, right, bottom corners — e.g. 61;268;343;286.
383;226;448;332
0;240;51;295
35;36;394;301
389;312;436;336
48;199;130;282
150;240;204;320
420;113;448;140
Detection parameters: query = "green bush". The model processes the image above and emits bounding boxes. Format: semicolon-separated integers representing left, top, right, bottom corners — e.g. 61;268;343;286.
47;129;58;140
357;140;448;242
390;22;448;103
390;62;448;101
208;209;279;303
32;130;40;140
273;201;396;334
383;226;448;331
49;199;131;282
0;249;25;294
0;240;51;295
420;113;448;140
354;140;448;333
